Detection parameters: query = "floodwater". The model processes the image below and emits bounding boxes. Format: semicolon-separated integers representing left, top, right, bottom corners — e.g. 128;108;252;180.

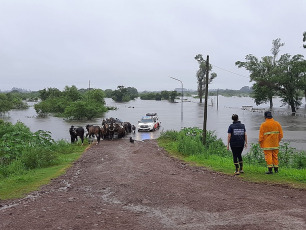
2;96;306;152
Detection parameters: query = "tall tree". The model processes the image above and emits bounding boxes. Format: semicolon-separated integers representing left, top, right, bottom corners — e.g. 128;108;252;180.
303;32;306;48
275;54;306;113
236;38;284;109
194;54;217;103
236;55;276;109
271;38;284;65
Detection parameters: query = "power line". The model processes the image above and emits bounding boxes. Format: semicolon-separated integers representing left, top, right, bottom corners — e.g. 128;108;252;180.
212;64;250;79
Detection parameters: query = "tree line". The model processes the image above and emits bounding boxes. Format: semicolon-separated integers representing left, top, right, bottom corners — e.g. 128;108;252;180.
0;85;184;120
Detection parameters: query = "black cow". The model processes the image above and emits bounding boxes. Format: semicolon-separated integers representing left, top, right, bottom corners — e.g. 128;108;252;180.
123;122;132;133
69;126;85;145
131;125;136;133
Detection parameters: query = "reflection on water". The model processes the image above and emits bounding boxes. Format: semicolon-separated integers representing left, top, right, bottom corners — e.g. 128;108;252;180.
2;96;306;151
138;132;154;141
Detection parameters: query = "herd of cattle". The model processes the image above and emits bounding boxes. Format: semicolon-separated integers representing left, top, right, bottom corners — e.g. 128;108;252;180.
69;117;136;145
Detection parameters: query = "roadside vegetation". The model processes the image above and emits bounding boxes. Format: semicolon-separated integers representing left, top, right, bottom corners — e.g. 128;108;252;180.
0;120;87;199
158;128;306;189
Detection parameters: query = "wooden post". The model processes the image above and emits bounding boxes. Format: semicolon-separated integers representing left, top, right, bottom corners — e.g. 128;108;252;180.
202;55;209;145
217;89;219;110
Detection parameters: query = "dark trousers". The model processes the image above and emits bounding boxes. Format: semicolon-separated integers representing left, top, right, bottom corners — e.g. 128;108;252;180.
231;146;243;164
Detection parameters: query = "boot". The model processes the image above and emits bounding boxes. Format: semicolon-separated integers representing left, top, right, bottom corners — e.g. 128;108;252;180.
265;167;273;174
234;164;240;175
239;161;244;173
274;167;279;173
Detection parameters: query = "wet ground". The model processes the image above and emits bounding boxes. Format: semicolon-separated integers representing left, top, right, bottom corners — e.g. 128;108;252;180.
1;139;305;229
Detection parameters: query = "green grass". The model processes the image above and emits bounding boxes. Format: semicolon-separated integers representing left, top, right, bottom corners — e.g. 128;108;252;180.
0;148;87;200
158;132;306;190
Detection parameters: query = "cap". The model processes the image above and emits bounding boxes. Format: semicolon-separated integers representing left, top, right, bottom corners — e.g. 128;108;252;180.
264;111;273;118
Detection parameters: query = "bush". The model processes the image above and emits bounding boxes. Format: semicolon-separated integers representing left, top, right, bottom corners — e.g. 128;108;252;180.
19;147;59;169
245;143;306;169
159;130;179;141
34;86;108;119
159;128;227;157
0;121;81;178
245;143;266;166
64;101;107;120
159;128;305;170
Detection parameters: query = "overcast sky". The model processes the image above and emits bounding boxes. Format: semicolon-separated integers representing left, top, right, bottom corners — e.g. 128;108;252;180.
0;0;305;92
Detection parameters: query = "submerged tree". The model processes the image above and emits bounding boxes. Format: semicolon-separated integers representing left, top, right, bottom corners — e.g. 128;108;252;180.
236;38;284;109
194;54;217;103
236;38;306;114
38;87;62;101
236;55;277;109
275;54;306;113
34;86;107;119
169;90;178;103
112;86;138;102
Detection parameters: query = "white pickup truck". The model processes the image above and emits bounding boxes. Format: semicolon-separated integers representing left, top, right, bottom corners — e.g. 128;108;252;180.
137;113;160;132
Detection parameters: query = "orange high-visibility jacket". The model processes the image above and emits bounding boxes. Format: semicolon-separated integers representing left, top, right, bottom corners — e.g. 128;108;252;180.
259;118;283;150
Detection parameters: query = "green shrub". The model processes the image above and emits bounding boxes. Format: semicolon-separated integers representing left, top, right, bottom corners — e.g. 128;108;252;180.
159;128;305;170
0;159;26;178
245;143;306;169
245;143;266;166
292;151;306;169
159;128;227;157
0;121;85;178
19;147;59;169
159;130;179;141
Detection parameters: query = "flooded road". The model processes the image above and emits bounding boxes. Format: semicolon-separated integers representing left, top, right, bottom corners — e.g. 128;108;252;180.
2;96;306;151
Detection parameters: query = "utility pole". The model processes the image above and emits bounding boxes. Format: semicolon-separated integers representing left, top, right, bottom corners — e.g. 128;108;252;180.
202;55;209;145
217;89;219;110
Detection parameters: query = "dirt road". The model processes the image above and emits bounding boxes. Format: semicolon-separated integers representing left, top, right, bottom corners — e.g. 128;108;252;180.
0;139;305;230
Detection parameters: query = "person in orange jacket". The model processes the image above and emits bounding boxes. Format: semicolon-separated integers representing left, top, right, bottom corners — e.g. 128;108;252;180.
259;111;283;174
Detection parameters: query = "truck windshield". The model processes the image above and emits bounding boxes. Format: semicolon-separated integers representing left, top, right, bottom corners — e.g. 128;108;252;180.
141;117;153;123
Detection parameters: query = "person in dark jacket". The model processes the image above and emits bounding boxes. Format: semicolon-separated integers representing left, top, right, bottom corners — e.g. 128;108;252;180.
227;114;248;175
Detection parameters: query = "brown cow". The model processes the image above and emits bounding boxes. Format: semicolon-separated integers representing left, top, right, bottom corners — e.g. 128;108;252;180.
86;124;101;144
